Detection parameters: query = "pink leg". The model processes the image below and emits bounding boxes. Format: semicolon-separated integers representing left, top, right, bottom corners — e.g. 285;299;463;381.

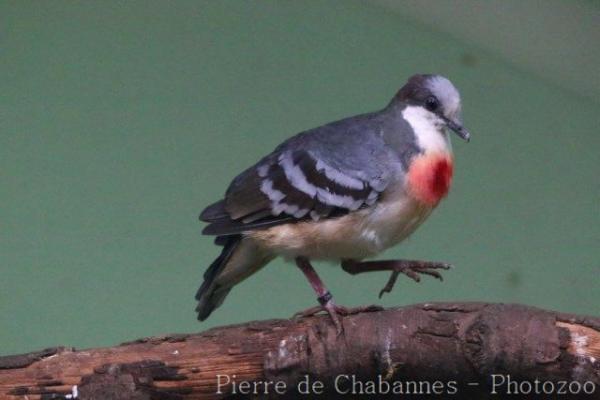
294;257;382;334
296;257;330;301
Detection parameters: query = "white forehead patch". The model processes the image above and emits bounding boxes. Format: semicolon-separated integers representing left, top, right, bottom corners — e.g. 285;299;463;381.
426;76;461;118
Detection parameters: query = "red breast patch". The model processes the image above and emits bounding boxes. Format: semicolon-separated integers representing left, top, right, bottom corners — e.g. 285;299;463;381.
407;153;454;206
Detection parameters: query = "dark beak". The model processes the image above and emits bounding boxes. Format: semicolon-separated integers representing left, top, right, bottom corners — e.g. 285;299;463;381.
442;116;471;142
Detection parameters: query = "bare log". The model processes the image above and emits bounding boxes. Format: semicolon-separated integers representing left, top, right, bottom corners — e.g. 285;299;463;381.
0;302;599;399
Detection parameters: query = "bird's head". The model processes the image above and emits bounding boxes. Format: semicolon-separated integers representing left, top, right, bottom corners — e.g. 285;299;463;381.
393;74;470;142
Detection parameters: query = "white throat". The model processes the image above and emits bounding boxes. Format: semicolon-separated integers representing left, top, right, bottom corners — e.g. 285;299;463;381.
402;105;452;154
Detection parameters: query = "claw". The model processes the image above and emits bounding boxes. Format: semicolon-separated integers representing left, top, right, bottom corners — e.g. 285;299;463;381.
379;270;400;298
325;305;344;335
404;269;422;282
378;262;453;297
418;269;443;281
292;305;324;319
293;303;383;335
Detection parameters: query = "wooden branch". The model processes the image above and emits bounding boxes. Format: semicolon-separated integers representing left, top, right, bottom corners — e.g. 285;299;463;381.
1;302;599;399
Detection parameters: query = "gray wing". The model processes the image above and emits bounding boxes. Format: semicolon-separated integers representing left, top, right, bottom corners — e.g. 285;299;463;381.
200;113;397;236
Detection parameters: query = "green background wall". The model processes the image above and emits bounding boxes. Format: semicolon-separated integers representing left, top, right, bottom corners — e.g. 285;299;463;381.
2;1;598;356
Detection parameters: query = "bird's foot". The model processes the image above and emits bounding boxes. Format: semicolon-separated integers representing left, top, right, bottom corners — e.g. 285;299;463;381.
379;261;452;298
294;256;383;335
293;302;383;334
293;301;344;334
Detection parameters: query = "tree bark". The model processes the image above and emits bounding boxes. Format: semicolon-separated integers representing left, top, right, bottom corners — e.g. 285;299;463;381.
1;302;599;399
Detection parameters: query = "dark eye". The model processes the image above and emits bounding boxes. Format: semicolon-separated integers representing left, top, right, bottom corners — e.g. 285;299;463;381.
425;96;439;112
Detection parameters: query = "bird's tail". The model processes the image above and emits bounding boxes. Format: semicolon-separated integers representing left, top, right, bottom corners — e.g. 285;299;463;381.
195;235;272;321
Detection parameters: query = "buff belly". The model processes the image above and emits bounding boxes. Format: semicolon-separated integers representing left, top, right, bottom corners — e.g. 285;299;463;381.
248;188;433;261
